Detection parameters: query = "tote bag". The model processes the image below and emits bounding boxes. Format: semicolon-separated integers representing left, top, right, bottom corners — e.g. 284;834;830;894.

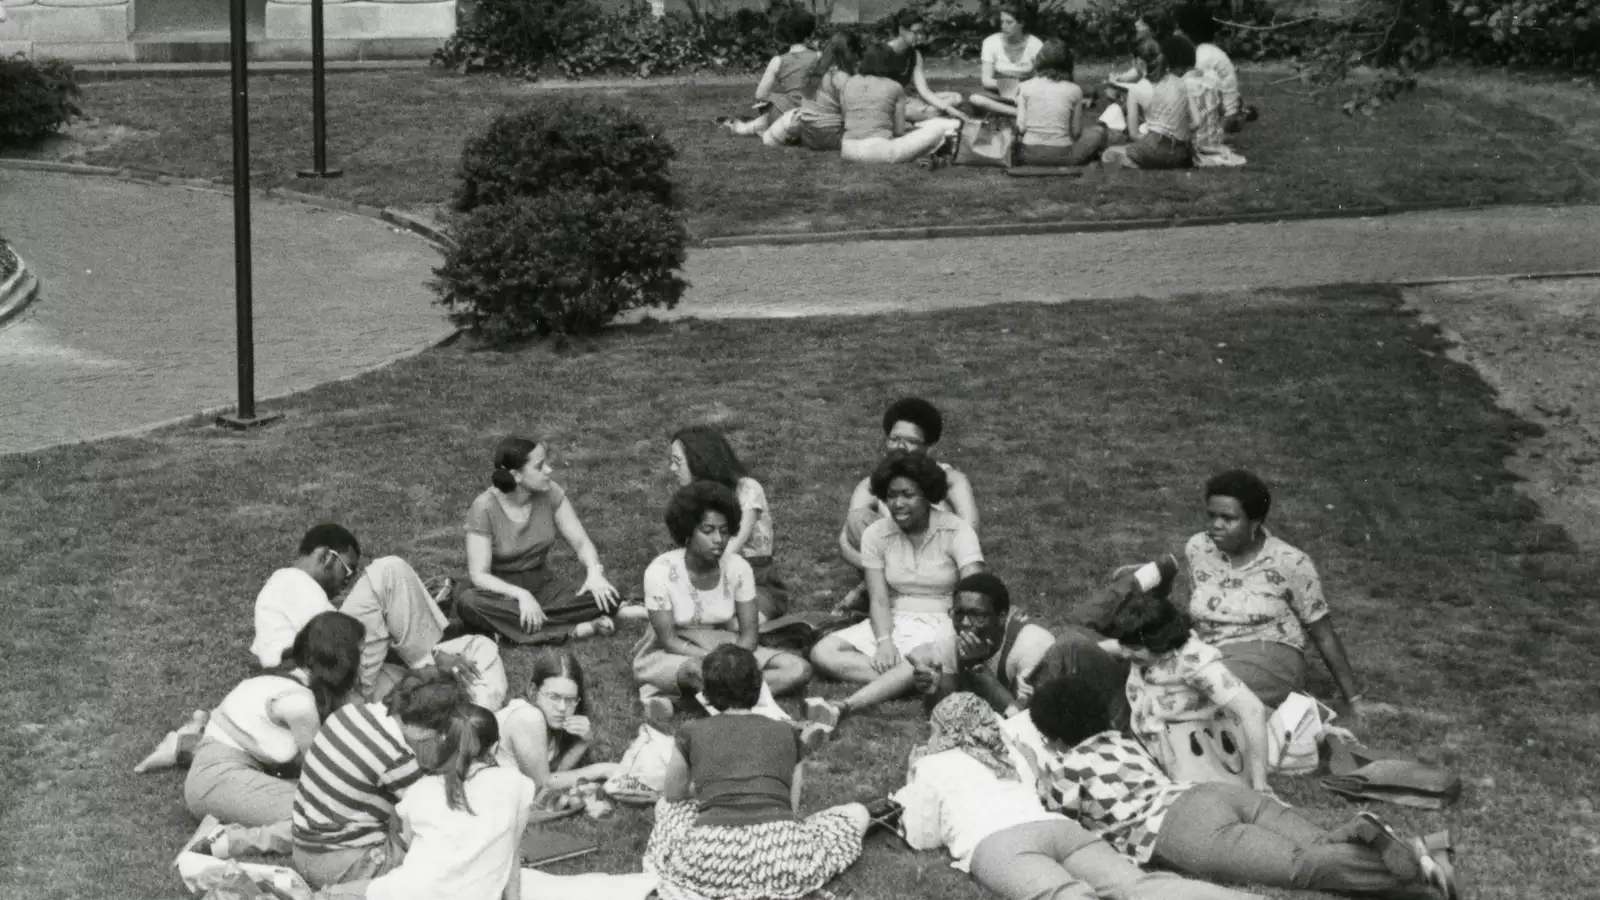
951;118;1015;168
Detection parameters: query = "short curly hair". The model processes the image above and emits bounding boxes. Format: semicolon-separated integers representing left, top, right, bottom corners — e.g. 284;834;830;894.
664;480;743;546
1029;676;1114;748
869;450;950;506
882;396;944;445
1100;586;1190;655
701;644;763;711
1205;469;1272;521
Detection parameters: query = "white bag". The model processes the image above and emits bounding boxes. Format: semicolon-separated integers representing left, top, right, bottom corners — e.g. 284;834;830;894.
1267;692;1353;774
174;851;311;899
603;724;676;797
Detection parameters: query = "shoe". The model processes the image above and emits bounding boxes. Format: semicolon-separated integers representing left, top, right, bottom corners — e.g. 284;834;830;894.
713;115;734;125
592;616;617;638
615;602;650;622
1419;831;1459;900
799;722;834;753
804;697;844;729
643;696;675;727
182;815;233;859
1354;812;1425;882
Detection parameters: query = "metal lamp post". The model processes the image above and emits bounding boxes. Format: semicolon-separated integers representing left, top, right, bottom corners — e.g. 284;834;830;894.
297;0;343;179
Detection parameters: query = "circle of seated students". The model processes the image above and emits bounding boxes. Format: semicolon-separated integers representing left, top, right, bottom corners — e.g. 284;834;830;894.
717;3;1254;170
137;396;1455;900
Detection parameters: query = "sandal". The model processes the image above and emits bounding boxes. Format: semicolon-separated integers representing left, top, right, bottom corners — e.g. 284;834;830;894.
1354;811;1425;882
1421;831;1459;900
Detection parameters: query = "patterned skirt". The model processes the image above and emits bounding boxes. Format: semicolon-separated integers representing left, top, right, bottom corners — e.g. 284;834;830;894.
645;799;866;900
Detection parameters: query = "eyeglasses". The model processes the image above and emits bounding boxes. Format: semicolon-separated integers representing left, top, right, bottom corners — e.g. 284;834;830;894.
952;609;997;624
539;689;580;709
328;549;354;581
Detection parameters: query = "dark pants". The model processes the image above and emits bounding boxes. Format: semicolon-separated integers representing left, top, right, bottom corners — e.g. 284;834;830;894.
453;566;601;645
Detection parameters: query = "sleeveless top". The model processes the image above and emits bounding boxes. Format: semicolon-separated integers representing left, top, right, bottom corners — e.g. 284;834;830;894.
205;672;313;766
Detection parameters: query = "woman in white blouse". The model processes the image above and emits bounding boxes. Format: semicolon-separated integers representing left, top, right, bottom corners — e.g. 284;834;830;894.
968;2;1045;117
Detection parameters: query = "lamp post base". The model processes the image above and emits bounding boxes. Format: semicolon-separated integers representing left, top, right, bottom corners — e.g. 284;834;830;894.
296;167;344;179
215;412;285;431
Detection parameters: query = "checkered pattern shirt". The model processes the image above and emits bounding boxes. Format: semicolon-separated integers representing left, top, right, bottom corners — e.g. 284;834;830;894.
1039;731;1192;863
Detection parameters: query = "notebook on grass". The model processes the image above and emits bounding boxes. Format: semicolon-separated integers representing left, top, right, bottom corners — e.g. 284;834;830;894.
522;825;599;867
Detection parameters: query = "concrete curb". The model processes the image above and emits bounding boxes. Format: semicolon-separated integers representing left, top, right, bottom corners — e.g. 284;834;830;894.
0;248;42;329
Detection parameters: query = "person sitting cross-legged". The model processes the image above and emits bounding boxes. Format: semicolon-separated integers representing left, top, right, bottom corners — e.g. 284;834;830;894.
1024;676;1458;899
806;451;984;731
250;523;506;711
896;693;1260;900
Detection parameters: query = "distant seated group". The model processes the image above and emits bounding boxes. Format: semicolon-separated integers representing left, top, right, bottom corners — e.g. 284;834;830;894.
718;3;1252;169
137;396;1457;900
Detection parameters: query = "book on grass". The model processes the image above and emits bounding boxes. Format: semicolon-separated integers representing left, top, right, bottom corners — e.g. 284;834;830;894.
521;824;599;867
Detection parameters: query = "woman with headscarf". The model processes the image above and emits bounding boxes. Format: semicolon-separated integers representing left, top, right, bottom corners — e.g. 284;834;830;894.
893;693;1256;900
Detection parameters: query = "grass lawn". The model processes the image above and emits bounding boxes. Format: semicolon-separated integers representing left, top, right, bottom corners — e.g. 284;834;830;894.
67;66;1600;240
2;287;1598;899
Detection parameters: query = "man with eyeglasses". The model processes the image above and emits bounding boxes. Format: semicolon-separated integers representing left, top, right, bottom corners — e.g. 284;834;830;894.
250;523;507;710
881;8;971;124
907;572;1056;716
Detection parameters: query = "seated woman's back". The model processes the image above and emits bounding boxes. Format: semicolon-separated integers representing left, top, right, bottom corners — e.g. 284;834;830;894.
801;68;851;125
678;713;800;826
204;673;313;766
841;74;901;141
1016;77;1082;146
369;766;534;900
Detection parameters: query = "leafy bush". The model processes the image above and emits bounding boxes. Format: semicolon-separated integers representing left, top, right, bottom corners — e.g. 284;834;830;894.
434;0;604;77
453;99;678;213
1449;0;1600;67
0;238;16;283
433;189;688;339
0;55;82;148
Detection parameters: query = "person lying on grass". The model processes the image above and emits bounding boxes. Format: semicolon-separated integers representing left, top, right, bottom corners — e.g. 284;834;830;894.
896;692;1259;900
966;1;1044;118
289;668;467;888
1024;676;1458;899
175;612;364;859
456;434;621;645
717;7;819;146
250;522;506;711
915;570;1126;717
645;644;870;900
494;650;621;795
806;451;985;732
318;703;533;900
632;481;811;724
838;397;979;609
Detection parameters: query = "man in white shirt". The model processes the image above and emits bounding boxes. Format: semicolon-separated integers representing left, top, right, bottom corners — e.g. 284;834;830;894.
251;523;506;710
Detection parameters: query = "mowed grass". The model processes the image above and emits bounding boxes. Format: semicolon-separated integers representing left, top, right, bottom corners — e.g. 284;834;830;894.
68;66;1600;240
2;287;1599;899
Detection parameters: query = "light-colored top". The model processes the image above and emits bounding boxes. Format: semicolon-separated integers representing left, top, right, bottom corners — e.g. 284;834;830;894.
465;484;567;574
841;74;902;141
367;766;536;900
735;476;774;559
981;33;1044;97
1194;42;1240;116
798;69;850;130
898;749;1058;871
642;548;756;627
205;673;313;766
494;698;560;772
1126;633;1246;751
860;508;984;616
1142;75;1192;142
1185;531;1329;650
292;703;423;850
1040;730;1191;863
1184;68;1227;153
251;567;334;668
1015;77;1083;147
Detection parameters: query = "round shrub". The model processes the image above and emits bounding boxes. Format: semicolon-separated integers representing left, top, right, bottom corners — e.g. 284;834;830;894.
0;55;82;148
433;189;688;340
453;99;677;214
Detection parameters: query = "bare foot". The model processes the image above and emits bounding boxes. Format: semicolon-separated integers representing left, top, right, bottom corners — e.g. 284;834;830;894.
133;709;208;773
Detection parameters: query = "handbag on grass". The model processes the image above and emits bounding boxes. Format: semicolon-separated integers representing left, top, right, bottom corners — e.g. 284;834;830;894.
1321;735;1462;809
951;117;1015;168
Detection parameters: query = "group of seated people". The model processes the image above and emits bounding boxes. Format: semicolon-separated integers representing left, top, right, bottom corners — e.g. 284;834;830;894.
718;3;1252;169
136;396;1458;900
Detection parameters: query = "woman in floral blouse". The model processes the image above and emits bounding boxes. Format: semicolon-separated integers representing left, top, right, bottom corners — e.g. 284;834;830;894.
1186;470;1364;713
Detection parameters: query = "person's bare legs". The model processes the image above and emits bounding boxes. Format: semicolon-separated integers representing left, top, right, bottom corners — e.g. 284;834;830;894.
134;709;208;773
763;652;813;696
809;635;879;684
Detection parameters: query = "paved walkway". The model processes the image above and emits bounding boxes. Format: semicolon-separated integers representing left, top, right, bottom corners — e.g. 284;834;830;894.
3;166;1599;455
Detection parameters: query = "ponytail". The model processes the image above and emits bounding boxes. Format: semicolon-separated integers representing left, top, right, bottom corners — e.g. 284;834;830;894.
439;704;499;814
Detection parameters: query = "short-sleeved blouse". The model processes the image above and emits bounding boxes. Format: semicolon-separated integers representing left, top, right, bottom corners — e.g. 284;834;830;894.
735;477;774;560
1185;531;1330;651
860;508;984;616
981;33;1044;95
642;548;756;628
675;714;800;827
1125;633;1246;749
464;484;566;574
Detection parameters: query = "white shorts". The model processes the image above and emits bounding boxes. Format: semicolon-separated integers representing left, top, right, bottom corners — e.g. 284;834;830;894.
834;610;956;668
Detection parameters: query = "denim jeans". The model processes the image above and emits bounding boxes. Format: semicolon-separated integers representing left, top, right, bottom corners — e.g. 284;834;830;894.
970;818;1257;900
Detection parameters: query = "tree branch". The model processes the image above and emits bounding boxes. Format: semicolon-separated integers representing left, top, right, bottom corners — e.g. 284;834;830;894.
1217;15;1319;31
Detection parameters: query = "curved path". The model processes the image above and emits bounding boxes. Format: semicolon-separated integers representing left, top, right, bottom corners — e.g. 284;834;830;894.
3;166;1599;454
